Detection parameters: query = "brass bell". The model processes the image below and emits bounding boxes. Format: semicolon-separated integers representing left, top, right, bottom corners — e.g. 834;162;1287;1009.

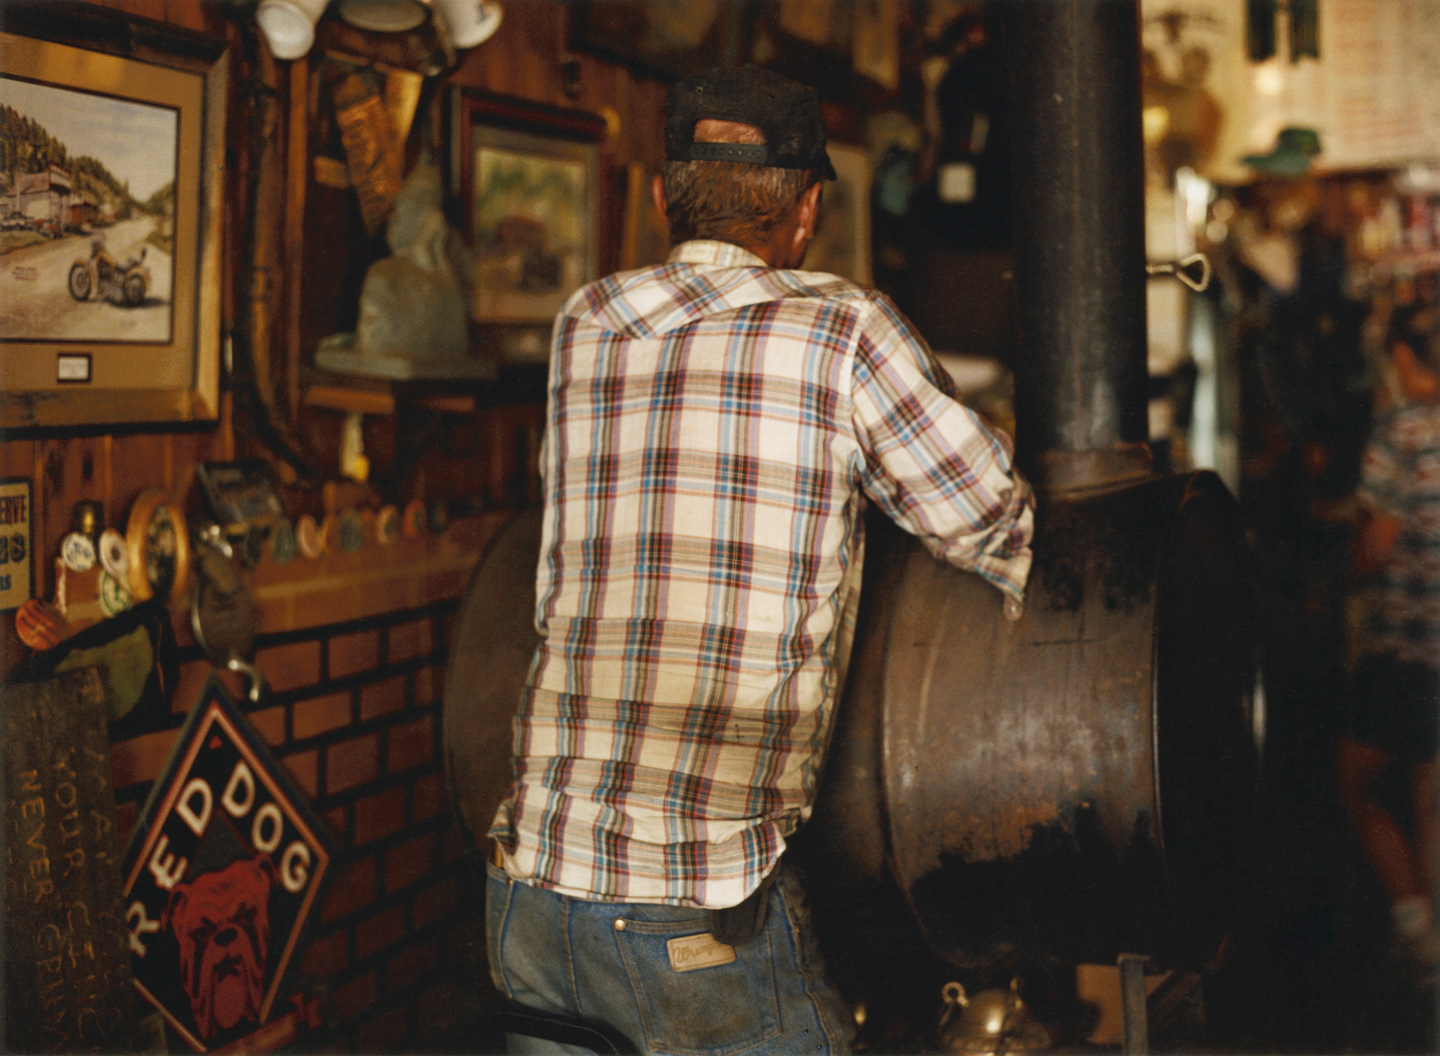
936;977;1053;1055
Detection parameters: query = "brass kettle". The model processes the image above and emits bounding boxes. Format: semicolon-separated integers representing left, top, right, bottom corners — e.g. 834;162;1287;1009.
936;978;1053;1054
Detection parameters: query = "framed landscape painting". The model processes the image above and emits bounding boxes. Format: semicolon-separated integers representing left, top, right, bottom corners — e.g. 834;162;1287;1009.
450;91;606;358
0;3;226;430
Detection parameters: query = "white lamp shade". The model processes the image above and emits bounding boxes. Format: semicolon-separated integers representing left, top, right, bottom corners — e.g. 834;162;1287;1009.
336;0;431;33
434;0;502;49
256;0;330;60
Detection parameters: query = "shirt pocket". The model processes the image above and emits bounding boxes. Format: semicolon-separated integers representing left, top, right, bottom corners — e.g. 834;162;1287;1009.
613;917;783;1056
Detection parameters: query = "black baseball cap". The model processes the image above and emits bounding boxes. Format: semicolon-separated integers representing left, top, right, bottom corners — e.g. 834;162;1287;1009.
665;66;836;181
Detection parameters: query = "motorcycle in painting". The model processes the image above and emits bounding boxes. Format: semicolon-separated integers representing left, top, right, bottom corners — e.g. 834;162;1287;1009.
69;236;151;307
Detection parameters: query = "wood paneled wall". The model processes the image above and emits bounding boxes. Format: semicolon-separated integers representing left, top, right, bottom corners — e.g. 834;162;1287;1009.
2;0;673;664
3;1;676;1049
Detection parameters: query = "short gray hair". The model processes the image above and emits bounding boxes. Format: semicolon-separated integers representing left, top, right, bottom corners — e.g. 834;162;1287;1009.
661;158;818;247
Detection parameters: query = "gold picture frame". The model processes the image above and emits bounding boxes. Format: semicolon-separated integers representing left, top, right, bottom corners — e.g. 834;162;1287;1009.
0;3;227;431
449;90;607;362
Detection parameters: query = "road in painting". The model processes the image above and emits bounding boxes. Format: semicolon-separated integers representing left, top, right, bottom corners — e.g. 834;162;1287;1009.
0;216;172;341
0;75;178;343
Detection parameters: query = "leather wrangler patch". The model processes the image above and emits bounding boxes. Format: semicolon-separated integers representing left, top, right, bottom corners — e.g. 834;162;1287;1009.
666;932;737;972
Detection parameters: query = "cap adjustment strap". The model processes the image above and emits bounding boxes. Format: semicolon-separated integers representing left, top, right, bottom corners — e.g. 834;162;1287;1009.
687;142;769;165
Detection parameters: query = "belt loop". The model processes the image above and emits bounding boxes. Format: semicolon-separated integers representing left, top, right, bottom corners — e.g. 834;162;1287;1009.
490;839;505;870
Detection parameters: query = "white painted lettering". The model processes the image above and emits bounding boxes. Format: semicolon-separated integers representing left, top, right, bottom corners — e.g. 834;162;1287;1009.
147;834;187;891
221;761;255;818
126;900;160;956
252;803;282;854
176;777;213;836
280;841;310;893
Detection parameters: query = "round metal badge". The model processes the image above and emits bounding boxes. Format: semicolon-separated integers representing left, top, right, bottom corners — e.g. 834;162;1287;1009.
99;571;133;616
60;531;97;573
270;517;299;564
402;499;427;540
296;513;324;560
338;510;365;552
375;504;400;545
99;528;129;579
15;598;67;651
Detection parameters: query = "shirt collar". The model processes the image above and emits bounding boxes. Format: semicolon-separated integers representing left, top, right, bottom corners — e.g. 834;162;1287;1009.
668;240;769;269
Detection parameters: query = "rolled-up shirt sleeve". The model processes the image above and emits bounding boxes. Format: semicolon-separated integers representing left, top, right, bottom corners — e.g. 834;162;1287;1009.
850;296;1034;605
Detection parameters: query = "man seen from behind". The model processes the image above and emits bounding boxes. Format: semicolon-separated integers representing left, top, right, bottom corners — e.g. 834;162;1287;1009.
486;66;1035;1055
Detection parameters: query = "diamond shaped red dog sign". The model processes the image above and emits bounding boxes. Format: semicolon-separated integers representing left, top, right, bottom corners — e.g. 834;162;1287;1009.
121;678;334;1052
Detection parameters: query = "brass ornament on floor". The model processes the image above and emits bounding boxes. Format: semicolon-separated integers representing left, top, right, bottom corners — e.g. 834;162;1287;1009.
936;979;1053;1055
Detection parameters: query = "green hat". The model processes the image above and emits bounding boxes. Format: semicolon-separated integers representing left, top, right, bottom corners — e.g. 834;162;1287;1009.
1242;127;1321;178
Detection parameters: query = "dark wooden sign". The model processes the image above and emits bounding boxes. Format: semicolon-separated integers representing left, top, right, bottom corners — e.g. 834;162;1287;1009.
121;678;333;1053
4;667;136;1054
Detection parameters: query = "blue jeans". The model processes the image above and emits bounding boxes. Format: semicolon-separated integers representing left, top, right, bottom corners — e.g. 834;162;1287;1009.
485;861;854;1055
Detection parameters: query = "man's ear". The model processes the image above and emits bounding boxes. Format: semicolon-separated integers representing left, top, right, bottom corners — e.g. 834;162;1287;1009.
651;174;668;221
796;182;822;241
786;182;823;266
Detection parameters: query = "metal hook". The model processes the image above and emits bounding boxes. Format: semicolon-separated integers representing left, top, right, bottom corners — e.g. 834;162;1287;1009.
1146;252;1212;292
227;657;268;705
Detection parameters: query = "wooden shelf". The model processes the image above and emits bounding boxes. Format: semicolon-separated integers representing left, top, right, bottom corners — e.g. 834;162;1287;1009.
301;359;546;417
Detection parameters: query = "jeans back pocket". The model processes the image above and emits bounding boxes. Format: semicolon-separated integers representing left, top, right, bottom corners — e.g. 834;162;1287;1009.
613;918;783;1056
485;862;515;996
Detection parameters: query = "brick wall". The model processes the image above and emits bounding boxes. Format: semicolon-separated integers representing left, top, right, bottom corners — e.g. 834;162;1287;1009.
2;1;670;1049
106;514;510;1053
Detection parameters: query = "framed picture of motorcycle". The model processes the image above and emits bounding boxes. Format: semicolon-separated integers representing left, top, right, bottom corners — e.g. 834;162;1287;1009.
0;3;227;430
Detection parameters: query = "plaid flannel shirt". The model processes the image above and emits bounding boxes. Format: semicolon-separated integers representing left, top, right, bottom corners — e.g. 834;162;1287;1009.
490;240;1033;907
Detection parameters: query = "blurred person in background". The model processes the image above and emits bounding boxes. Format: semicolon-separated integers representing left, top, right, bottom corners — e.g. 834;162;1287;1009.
1337;286;1440;981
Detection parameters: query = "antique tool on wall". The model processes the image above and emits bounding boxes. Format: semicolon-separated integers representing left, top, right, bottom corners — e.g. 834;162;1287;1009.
190;528;267;703
196;460;287;567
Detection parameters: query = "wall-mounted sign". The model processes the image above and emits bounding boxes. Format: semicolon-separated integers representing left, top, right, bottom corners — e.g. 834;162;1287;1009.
121;679;334;1053
3;668;135;1054
0;476;34;611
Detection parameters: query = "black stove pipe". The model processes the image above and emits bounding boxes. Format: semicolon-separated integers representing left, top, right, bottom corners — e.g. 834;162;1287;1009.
1002;0;1152;490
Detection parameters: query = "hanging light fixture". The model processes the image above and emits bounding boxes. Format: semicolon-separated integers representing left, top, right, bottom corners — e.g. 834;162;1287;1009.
433;0;503;49
256;0;331;60
335;0;432;33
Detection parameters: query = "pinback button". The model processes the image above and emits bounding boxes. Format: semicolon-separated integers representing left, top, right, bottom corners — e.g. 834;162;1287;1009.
99;571;133;616
99;528;129;579
16;598;67;651
375;504;400;544
402;499;426;540
61;531;97;573
270;517;299;563
296;513;324;560
339;510;365;552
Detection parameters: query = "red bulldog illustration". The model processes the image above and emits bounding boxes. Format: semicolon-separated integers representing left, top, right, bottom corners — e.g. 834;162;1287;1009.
163;857;275;1042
